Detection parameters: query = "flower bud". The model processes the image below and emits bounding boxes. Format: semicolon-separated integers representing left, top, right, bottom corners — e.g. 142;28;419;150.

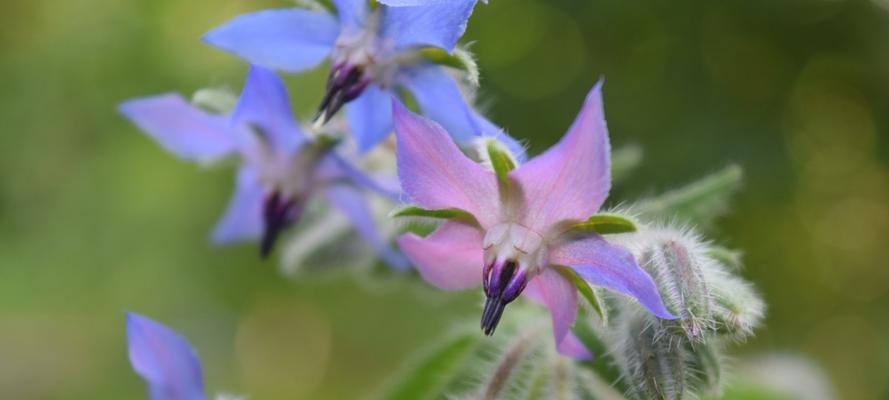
635;230;713;341
705;266;765;341
614;312;691;400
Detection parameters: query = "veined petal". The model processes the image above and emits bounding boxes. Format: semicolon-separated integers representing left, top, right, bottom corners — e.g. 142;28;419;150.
119;94;236;163
396;221;484;289
400;65;526;161
345;84;394;153
126;313;206;400
332;0;368;31
392;101;500;227
509;81;611;233
324;184;409;269
203;9;339;73
549;234;675;319
523;269;592;359
381;0;477;52
232;65;305;154
401;65;479;143
211;167;265;244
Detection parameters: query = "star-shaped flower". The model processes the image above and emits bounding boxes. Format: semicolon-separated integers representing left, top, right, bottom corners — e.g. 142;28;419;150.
119;65;405;266
392;82;674;358
203;0;521;156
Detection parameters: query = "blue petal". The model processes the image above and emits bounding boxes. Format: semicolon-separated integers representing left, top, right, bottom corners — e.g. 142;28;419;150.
345;84;393;153
119;94;237;163
327;153;402;201
232;65;305;154
401;66;526;161
324;184;409;269
203;9;340;73
332;0;368;31
212;167;265;244
126;313;206;400
381;0;477;52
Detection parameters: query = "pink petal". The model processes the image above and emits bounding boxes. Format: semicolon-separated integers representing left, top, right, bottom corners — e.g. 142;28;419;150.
549;234;675;319
509;81;611;233
523;269;593;359
396;221;484;290
393;101;500;228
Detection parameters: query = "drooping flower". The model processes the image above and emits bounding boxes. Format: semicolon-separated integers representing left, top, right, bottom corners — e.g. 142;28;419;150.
393;82;675;358
203;0;520;156
119;65;406;267
126;312;207;400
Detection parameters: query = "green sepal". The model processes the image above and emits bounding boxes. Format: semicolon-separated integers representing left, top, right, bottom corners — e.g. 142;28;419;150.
555;265;609;325
568;213;638;235
486;138;517;199
390;205;478;224
419;47;480;86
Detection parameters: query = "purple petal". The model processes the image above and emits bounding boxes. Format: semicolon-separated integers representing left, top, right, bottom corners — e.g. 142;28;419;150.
126;313;206;400
332;0;368;31
401;66;527;162
523;269;592;359
212;167;265;244
203;9;339;73
324;184;409;269
392;101;500;227
345;84;394;153
232;65;305;154
509;81;611;233
549;234;675;319
396;221;484;289
382;0;477;52
119;94;236;163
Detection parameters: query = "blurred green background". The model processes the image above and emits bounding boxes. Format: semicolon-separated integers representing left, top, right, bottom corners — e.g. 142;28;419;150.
2;0;888;398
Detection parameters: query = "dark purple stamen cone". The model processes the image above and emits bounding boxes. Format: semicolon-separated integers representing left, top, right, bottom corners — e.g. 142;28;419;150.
260;191;301;258
481;259;529;335
314;63;370;125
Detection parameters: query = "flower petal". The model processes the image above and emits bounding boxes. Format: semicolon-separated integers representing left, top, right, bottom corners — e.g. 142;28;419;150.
203;9;339;73
211;167;265;244
523;268;592;359
382;0;477;52
549;234;675;319
509;81;611;233
324;184;409;269
332;0;368;31
126;313;206;400
396;221;484;289
118;94;236;163
345;84;394;153
318;152;402;201
232;65;305;154
392;101;500;227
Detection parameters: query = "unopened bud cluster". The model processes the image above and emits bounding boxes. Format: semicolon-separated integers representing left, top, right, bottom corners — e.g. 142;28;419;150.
606;226;764;399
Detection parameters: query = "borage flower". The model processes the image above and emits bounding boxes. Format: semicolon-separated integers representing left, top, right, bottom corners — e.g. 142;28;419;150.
203;0;516;154
119;66;405;266
393;82;674;358
126;312;209;400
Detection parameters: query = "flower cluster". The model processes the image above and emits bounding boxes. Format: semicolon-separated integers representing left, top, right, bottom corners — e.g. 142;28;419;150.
119;1;762;398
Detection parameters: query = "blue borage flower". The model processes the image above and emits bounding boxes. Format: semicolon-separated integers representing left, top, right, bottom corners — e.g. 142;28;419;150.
119;65;407;267
392;83;675;358
126;313;208;400
203;0;523;158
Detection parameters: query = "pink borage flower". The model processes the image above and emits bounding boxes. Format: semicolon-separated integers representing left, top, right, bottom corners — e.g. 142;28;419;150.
393;82;674;358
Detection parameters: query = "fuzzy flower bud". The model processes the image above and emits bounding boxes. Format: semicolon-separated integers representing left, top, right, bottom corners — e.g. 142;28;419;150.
614;312;692;400
704;265;765;341
632;229;714;341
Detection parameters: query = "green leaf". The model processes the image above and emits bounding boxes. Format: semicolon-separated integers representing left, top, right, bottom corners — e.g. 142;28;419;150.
389;205;478;224
568;213;638;235
377;332;481;400
486;138;518;199
636;164;743;228
611;145;643;183
555;266;608;325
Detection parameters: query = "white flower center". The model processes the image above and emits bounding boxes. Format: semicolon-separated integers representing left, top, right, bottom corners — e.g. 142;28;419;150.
483;223;547;274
